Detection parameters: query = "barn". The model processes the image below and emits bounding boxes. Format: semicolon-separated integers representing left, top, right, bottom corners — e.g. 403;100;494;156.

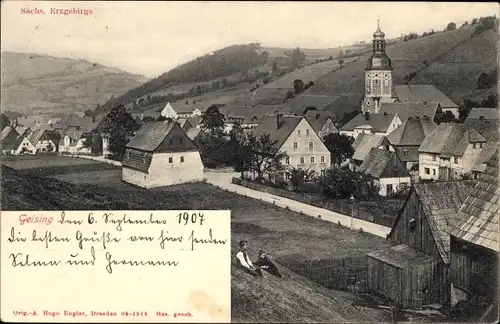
367;181;474;309
122;120;204;188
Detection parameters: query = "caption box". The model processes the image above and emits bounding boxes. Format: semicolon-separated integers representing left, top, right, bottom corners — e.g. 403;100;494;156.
0;210;231;323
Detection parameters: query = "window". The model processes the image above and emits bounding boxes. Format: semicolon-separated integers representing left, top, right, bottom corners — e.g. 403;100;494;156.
454;156;459;164
473;143;477;149
480;143;484;148
424;167;430;174
297;130;301;135
285;173;290;180
168;157;173;163
386;184;393;194
384;80;389;87
308;142;313;151
374;79;380;85
409;218;416;233
300;157;305;164
180;156;184;163
432;154;436;161
433;169;436;175
306;129;310;135
310;156;315;164
285;157;290;165
293;142;298;149
320;156;325;163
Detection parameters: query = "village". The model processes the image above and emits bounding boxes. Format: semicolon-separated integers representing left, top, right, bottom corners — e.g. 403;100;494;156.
1;8;498;324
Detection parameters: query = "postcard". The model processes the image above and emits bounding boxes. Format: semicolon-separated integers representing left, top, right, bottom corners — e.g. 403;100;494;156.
1;1;499;323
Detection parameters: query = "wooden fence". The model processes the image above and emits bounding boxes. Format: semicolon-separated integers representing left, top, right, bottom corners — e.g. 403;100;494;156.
232;177;396;227
282;257;369;293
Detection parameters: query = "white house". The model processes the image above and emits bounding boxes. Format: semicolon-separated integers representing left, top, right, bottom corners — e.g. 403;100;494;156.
418;123;487;181
339;112;401;139
59;131;91;154
357;148;411;196
250;114;331;177
26;129;56;153
122;120;204;188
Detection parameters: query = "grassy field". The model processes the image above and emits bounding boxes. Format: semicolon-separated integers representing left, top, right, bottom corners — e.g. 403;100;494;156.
1;156;391;321
1;154;102;170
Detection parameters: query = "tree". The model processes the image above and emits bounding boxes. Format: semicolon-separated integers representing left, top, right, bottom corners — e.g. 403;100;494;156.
446;22;457;31
318;167;379;201
338;59;344;68
285;47;306;69
283;90;295;103
101;105;141;161
45;130;61;152
46;142;55;152
434;110;457;124
461;21;469;28
271;61;279;75
245;132;288;181
82;130;103;154
226;121;250;175
0;113;10;130
200;105;225;133
288;167;316;191
293;79;305;94
323;133;355;166
84;109;94;117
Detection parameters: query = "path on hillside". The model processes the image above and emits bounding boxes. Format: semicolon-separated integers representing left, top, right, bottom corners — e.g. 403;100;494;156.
204;172;391;238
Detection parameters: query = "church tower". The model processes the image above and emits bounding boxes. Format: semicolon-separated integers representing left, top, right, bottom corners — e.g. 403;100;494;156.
361;21;394;114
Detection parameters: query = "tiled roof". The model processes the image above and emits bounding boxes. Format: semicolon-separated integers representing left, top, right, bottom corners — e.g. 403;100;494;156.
464;118;499;141
17;115;51;128
15;126;29;136
126;120;176;152
352;133;389;162
340;113;396;133
186;128;202;141
412;181;475;263
472;138;499;173
27;129;48;145
141;108;162;120
304;114;334;133
1;134;24;151
467;108;498;120
387;116;437;146
394;84;458;108
171;101;211;114
64;131;86;146
358;148;397;178
367;244;436;268
57;115;97;132
0;126;13;141
379;102;439;124
177;119;191;129
448;149;499;252
251;115;303;153
419;123;486;157
222;104;286;122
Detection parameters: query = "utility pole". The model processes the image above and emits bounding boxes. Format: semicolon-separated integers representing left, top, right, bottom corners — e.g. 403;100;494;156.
350;194;355;230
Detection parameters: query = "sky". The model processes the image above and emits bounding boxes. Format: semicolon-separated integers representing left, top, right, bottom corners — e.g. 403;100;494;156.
1;1;498;78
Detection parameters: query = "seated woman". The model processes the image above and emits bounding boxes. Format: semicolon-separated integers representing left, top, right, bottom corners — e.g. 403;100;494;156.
253;250;282;278
235;240;264;277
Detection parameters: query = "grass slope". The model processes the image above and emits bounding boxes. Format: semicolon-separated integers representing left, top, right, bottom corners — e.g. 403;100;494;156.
305;26;497;116
1;52;147;115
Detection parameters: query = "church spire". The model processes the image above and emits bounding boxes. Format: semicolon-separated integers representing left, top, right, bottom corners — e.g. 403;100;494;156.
373;20;385;39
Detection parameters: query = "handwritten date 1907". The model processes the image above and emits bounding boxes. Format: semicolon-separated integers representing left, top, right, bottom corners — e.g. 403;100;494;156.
177;212;204;225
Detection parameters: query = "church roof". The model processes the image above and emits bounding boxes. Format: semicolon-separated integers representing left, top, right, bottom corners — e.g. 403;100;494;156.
393;85;458;108
379;102;439;124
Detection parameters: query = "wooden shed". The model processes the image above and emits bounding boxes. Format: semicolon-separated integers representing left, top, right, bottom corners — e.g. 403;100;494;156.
367;181;474;309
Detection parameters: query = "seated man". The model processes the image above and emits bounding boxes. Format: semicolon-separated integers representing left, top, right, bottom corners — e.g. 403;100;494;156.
254;250;282;278
235;240;264;277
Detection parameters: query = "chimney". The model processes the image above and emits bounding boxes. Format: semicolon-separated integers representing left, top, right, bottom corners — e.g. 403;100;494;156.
316;113;320;120
277;113;284;129
365;112;370;121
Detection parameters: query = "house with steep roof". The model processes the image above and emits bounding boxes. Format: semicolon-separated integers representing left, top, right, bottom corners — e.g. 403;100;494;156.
164;101;212;118
466;107;498;120
15;125;32;137
447;150;498;320
222;104;287;132
122;120;204;188
387;116;437;171
0;126;36;155
357;148;411;196
367;181;474;309
186;116;202;129
59;131;92;154
176;118;193;132
379;102;440;124
350;133;392;170
464;117;498;141
26;128;56;153
340;112;402;139
304;112;338;139
471;137;498;178
250;114;331;176
418;123;487;181
393;84;459;117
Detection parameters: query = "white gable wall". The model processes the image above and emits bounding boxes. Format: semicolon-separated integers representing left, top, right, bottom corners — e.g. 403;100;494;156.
160;102;178;119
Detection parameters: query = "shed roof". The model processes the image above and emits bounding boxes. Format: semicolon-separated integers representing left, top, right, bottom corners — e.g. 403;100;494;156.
393;84;458;108
340;113;396;133
448;149;499;252
367;244;436;268
380;102;439;124
418;123;486;157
